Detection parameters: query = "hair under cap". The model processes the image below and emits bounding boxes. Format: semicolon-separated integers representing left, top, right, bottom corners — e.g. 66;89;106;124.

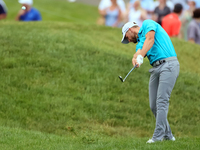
121;22;138;44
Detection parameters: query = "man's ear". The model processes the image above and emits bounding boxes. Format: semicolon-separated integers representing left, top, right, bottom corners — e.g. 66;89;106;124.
129;28;133;33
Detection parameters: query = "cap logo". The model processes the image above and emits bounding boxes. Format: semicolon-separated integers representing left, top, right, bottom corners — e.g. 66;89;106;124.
122;28;129;35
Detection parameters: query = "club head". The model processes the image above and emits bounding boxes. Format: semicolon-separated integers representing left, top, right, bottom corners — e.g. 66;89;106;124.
118;76;124;82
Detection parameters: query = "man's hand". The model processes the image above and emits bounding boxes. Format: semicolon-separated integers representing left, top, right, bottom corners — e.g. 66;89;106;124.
18;9;26;16
132;49;143;68
16;9;26;21
132;54;143;68
136;55;143;67
132;57;138;67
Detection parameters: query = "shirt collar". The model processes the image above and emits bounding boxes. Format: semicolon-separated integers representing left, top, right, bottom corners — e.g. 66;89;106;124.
171;13;179;19
194;19;200;25
138;27;142;34
137;27;143;42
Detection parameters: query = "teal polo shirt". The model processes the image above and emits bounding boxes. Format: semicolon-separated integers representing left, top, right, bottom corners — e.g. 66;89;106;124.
136;20;177;65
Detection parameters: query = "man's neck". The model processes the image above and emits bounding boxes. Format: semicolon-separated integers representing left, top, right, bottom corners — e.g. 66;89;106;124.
26;6;31;11
174;12;181;17
136;27;141;34
194;18;200;23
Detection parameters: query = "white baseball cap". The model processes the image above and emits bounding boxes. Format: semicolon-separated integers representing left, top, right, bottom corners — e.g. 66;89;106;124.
121;22;138;44
18;0;33;5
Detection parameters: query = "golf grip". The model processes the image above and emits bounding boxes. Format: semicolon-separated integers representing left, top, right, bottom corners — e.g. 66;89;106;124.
123;65;137;82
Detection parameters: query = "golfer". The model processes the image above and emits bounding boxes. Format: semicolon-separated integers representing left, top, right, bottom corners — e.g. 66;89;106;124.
121;20;179;143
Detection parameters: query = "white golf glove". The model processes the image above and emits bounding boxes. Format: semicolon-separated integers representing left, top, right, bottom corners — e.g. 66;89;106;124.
136;55;143;67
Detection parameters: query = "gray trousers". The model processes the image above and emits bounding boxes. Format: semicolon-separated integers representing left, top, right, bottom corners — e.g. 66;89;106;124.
149;59;180;141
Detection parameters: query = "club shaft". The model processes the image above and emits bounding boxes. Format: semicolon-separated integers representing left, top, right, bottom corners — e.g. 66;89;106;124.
123;65;137;82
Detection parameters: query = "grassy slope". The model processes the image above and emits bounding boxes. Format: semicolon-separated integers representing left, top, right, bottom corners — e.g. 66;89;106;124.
1;0;200;149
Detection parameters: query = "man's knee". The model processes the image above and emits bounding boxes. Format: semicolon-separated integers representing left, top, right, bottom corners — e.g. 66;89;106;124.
156;98;169;109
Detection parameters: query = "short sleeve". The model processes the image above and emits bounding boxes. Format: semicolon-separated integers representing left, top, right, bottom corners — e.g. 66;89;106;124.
143;20;157;36
35;11;42;21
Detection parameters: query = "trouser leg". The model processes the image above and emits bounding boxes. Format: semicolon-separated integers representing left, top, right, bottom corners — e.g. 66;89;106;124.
152;61;179;141
149;69;159;118
164;120;173;139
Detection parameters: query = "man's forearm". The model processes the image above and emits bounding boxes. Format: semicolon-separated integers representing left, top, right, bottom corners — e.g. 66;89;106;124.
0;14;6;20
140;38;154;57
133;31;155;60
15;14;21;21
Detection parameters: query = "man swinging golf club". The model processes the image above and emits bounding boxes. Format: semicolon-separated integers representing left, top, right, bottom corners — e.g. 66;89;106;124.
121;20;180;143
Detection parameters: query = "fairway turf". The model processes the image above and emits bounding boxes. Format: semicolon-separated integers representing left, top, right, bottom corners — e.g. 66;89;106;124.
0;126;200;150
0;0;200;149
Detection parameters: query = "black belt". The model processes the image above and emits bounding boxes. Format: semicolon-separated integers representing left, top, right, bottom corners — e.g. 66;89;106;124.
152;57;177;67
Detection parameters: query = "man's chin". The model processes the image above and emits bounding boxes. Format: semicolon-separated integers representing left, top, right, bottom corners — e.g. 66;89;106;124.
133;41;138;44
132;38;138;44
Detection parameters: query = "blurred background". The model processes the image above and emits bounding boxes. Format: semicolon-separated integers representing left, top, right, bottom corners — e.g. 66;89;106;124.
1;0;200;44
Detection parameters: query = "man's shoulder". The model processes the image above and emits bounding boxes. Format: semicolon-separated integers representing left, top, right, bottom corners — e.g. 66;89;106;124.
189;20;197;25
162;13;171;21
164;5;171;11
188;20;199;28
31;7;39;12
140;20;158;36
31;7;41;14
142;20;158;29
142;19;156;25
163;13;180;23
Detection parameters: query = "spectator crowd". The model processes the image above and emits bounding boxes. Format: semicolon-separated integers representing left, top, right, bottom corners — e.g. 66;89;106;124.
98;0;200;45
0;0;41;22
1;0;199;45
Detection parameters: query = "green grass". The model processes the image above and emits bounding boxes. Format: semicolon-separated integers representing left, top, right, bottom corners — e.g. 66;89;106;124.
0;0;200;149
0;126;200;150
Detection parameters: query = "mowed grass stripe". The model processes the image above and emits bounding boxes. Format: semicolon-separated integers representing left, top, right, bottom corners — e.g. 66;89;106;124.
0;126;200;150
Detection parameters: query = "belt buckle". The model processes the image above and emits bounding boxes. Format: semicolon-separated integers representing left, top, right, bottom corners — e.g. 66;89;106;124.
153;59;166;67
155;61;160;66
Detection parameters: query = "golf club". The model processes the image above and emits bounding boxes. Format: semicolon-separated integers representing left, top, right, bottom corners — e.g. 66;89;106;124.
118;65;137;82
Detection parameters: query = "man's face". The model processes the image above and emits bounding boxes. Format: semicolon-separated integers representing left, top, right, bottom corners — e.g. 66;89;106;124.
21;4;30;11
125;28;138;44
188;1;195;8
